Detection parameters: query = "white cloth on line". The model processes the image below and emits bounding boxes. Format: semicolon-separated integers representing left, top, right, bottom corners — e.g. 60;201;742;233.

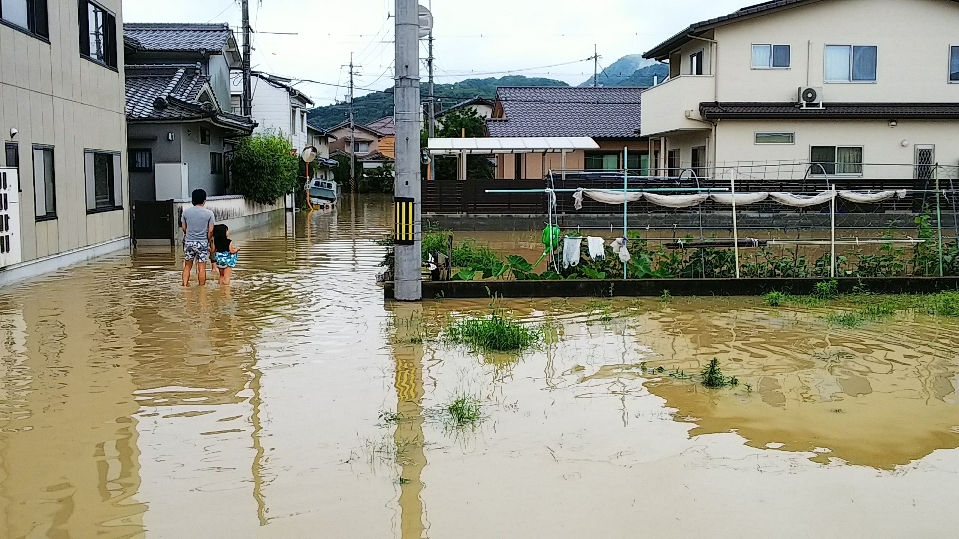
610;238;631;264
586;237;606;260
573;188;644;210
710;192;769;205
643;192;710;208
768;191;836;207
837;190;908;203
563;236;583;268
545;187;557;209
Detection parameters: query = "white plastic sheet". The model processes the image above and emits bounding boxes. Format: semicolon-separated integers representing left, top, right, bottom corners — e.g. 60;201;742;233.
643;193;710;208
573;188;643;210
563;236;582;268
837;190;907;203
709;192;769;205
768;191;837;207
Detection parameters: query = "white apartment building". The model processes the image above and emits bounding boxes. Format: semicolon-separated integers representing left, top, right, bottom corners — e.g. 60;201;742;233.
1;0;129;285
231;72;313;152
641;0;959;180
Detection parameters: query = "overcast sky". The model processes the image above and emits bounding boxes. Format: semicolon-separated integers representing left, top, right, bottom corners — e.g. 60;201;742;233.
123;0;748;106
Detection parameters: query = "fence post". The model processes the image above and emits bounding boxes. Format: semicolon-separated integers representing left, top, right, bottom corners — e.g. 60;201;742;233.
830;182;836;278
936;165;944;277
623;147;629;280
731;169;740;279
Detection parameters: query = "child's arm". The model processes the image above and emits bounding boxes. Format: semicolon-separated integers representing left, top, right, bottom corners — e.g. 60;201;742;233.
230;242;240;254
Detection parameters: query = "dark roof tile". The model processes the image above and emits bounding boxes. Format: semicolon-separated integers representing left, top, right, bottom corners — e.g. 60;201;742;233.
123;23;235;53
487;87;644;138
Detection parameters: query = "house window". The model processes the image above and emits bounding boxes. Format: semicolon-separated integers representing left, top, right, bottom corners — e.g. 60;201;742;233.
626;153;650;177
78;0;117;68
690;50;704;75
667;149;680;175
752;44;790;68
5;142;19;192
585;153;619;171
691;146;706;178
825;45;877;82
301;112;307;134
353;141;370;154
129;149;152;172
291;109;297;134
0;0;48;39
210;152;224;174
32;146;55;220
84;150;120;211
755;132;795;144
950;46;959;83
810;146;863;175
200;128;211;145
514;154;523;179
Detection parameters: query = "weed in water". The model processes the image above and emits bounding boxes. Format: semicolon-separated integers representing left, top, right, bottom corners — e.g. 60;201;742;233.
922;291;959;317
660;290;672;303
813;280;839;300
700;359;739;388
446;310;540;352
744;383;753;393
830;408;845;414
825;311;866;328
764;291;787;307
378;410;403;425
446;395;482;427
398;477;411;485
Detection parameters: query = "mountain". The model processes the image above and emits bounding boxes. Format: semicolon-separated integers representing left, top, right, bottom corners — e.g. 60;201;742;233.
308;75;569;129
619;63;670;88
578;54;669;88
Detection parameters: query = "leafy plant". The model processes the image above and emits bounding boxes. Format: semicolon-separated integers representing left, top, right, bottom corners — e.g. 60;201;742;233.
764;291;787;306
230;131;299;204
813;280;839;300
700;359;739;388
446;310;541;352
446;396;482;427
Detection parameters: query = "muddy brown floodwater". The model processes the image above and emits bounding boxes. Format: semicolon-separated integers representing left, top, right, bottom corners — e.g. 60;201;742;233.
1;195;957;538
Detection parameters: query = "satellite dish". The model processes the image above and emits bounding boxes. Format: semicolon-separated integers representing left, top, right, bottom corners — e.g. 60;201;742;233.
301;146;318;163
418;5;433;39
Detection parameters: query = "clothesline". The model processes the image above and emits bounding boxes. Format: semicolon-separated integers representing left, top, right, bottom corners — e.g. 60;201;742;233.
572;188;908;210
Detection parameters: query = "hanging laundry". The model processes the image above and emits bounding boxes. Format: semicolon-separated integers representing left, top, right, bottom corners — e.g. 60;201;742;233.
586;237;606;260
573;188;644;210
563;236;583;268
610;238;631;264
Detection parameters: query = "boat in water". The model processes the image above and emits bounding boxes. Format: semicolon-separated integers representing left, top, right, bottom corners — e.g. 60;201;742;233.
309;179;338;206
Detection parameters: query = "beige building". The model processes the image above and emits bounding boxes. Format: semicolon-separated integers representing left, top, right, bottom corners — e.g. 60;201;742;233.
328;116;395;159
640;0;959;180
1;0;129;285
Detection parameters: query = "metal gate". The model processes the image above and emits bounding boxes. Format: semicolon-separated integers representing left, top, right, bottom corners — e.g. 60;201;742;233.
0;168;22;268
132;199;176;246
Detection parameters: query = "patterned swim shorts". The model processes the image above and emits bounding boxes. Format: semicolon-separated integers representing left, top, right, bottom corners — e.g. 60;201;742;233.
184;241;210;263
215;251;238;268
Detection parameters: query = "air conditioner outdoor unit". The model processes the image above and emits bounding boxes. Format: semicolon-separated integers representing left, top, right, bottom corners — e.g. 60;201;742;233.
798;87;824;108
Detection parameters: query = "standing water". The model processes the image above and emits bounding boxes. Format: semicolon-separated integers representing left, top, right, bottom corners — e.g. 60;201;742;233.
1;195;957;538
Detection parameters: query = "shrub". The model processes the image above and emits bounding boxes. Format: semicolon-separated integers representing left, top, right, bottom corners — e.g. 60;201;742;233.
764;292;787;306
700;359;739;388
813;280;839;300
231;132;299;204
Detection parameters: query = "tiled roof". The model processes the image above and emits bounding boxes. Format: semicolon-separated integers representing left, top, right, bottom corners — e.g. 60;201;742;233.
123;23;235;53
251;72;314;106
487;87;644;139
306;119;337;139
365;116;395;136
436;96;494;117
700;102;959;119
125;64;255;134
645;0;959;59
360;151;393;162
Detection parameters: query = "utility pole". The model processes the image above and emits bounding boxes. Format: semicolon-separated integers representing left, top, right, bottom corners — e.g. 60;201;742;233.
348;53;356;193
394;0;422;301
241;0;252;116
592;44;600;88
427;29;435;182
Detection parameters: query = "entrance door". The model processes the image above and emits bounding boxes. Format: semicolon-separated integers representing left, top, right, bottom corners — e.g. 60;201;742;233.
0;168;22;268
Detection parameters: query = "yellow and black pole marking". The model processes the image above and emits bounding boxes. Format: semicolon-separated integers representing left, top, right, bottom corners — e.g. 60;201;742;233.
394;197;415;245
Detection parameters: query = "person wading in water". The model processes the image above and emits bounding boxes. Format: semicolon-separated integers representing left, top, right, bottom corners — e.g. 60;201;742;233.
181;189;215;286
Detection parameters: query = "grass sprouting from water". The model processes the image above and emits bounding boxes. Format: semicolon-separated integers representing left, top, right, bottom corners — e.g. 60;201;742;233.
446;310;541;352
446;396;482;427
923;291;959;316
700;359;739;388
764;291;787;306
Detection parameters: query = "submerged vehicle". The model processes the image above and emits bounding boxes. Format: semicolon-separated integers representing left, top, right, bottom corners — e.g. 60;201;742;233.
309;179;338;206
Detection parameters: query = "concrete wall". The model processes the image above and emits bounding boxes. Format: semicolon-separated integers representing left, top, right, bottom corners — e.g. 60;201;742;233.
172;195;283;241
179;123;227;196
0;0;130;275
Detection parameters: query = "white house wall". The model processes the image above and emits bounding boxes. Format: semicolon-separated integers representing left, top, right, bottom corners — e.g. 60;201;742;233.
0;0;129;269
236;77;308;151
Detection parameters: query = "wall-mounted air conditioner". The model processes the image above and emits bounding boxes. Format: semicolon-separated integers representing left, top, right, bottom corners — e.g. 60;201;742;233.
798;87;824;109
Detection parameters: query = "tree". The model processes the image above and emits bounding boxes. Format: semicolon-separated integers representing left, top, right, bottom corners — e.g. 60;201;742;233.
426;107;494;181
231;132;299;204
360;162;395;193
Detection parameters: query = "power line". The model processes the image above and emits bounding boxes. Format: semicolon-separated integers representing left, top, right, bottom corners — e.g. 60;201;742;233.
206;0;238;23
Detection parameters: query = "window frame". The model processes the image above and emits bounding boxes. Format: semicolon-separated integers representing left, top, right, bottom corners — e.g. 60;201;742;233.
210;152;224;175
84;149;121;214
78;0;118;70
751;44;791;69
666;148;680;175
755;132;796;145
949;45;959;83
4;142;20;192
824;44;878;83
809;145;864;176
129;148;152;172
32;144;56;221
200;127;211;145
584;152;621;171
0;0;50;42
690;146;707;178
689;49;704;76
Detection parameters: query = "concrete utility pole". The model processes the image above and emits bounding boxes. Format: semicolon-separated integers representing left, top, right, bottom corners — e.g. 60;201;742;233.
394;0;422;301
241;0;252;116
348;53;356;193
427;29;435;183
592;44;599;88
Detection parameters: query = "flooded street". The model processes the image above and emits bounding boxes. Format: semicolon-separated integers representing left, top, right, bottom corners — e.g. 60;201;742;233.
2;195;958;538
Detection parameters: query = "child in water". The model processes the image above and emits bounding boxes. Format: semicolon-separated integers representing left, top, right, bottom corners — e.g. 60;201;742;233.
212;224;240;285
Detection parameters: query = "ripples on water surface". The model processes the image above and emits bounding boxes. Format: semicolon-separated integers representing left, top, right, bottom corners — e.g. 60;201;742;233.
1;195;957;538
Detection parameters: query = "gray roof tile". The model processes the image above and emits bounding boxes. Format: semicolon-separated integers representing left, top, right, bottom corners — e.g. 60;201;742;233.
487;87;644;139
123;23;235;53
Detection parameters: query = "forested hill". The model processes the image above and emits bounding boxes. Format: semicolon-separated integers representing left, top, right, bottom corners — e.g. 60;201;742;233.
307;75;568;129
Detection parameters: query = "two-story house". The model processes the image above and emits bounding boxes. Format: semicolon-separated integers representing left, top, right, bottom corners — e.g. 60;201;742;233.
306;120;337;181
1;0;130;285
231;72;314;152
328;116;396;160
122;23;254;202
641;0;959;181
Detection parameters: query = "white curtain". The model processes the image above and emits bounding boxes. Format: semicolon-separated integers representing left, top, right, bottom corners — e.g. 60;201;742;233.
824;45;850;81
752;45;771;68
